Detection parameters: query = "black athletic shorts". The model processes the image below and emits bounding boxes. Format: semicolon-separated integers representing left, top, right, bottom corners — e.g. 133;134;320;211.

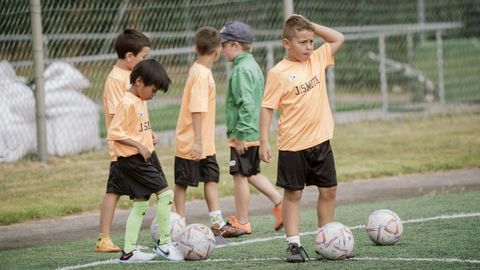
106;161;129;196
277;140;337;191
174;155;220;187
229;146;261;177
116;151;169;200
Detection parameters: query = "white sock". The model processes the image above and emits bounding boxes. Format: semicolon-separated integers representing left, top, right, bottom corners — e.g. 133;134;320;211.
209;210;226;228
286;235;301;246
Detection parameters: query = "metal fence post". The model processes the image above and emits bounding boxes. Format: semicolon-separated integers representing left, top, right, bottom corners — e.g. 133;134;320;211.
284;0;294;20
436;30;445;105
30;0;47;162
378;34;389;113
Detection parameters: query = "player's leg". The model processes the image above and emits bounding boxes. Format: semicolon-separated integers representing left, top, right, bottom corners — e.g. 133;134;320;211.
283;189;308;262
248;173;283;230
202;155;244;237
97;161;125;252
96;193;121;252
173;183;187;216
317;186;337;227
233;173;250;224
119;198;157;263
283;189;302;238
277;149;309;262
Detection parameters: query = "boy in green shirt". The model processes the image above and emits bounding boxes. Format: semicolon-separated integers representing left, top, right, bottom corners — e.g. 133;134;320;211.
221;21;283;235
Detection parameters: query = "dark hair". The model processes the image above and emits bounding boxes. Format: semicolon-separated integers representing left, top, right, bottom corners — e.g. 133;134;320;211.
283;15;314;40
195;26;221;55
115;29;150;59
130;59;171;93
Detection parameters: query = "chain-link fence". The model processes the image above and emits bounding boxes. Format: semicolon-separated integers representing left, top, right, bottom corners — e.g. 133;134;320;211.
1;0;479;162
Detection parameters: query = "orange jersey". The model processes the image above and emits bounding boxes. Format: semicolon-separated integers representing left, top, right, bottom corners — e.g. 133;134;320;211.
103;65;131;160
262;43;334;151
107;92;154;157
175;62;216;159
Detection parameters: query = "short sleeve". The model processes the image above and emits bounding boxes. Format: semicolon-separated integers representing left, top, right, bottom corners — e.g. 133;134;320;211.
262;71;282;109
188;75;209;113
107;102;132;141
313;43;334;68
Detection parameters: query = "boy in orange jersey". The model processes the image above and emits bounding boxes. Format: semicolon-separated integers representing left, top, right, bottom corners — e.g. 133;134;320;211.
173;26;243;238
108;59;183;262
259;15;344;262
97;29;151;252
220;21;283;235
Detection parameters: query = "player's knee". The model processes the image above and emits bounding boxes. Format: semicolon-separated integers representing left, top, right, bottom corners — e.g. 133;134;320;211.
319;186;337;201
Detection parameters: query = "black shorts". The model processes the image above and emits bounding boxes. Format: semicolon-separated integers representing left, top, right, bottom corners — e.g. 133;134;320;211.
229;146;261;177
116;152;169;200
174;155;219;187
277;140;337;191
106;161;129;196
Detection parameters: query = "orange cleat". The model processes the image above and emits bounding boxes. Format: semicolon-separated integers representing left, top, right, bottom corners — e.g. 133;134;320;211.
272;203;283;231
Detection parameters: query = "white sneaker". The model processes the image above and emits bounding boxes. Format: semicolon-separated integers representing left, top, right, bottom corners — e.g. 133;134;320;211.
119;249;157;263
153;242;184;261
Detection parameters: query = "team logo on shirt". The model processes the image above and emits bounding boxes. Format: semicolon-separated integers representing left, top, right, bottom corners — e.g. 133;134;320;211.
137;112;144;118
289;74;297;81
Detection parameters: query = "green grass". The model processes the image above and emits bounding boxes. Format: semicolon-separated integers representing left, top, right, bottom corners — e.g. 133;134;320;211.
1;110;479;225
0;191;479;269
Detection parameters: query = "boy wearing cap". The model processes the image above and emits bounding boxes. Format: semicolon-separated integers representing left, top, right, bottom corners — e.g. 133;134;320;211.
221;21;283;235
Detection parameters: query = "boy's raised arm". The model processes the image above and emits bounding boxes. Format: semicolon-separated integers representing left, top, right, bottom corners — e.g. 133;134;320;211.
311;22;344;55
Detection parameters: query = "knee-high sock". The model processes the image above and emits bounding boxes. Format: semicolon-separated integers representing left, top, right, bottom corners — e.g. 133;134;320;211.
156;189;174;245
124;201;149;253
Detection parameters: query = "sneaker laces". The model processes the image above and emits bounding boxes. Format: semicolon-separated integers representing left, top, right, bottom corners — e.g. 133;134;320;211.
289;244;310;260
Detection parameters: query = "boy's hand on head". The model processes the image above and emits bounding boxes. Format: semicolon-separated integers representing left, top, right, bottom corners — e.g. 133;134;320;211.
191;142;202;161
259;143;272;163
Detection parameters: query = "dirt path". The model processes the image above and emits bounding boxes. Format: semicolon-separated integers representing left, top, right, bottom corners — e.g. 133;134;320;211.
1;168;479;251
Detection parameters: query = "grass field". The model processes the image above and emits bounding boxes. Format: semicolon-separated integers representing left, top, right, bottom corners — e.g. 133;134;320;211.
1;110;479;225
0;190;478;269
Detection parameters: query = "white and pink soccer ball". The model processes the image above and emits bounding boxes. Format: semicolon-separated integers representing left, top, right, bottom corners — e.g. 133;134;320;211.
366;209;404;245
178;223;216;260
150;212;186;243
315;222;354;260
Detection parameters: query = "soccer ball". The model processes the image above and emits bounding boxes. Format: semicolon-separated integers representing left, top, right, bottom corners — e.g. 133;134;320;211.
178;223;216;260
366;209;404;245
150;212;186;243
315;222;354;260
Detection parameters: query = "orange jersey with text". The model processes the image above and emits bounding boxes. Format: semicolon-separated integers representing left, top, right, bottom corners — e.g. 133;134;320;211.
175;62;216;159
103;65;131;160
107;92;154;157
262;43;334;151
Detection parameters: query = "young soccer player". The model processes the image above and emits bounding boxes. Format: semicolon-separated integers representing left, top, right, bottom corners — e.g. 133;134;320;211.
108;59;183;262
173;26;243;238
97;29;151;253
259;15;344;262
220;21;283;235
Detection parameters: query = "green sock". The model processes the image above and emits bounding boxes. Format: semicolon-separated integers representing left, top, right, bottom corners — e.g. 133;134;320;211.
124;201;149;253
156;189;174;245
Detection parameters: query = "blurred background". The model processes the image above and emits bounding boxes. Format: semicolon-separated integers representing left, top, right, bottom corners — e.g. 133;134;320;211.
1;0;479;162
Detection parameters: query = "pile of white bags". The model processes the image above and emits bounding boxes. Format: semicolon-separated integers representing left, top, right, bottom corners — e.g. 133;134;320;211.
0;61;101;162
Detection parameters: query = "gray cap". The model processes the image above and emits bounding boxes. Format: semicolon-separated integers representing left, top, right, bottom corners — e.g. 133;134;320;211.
220;21;254;43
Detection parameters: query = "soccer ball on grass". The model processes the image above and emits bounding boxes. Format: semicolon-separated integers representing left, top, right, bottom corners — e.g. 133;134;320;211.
315;222;354;260
178;223;216;260
366;209;403;245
